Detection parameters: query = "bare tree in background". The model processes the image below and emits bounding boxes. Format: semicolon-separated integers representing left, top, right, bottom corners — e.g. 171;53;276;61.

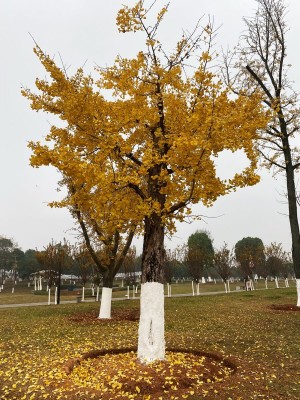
224;0;300;305
213;243;234;293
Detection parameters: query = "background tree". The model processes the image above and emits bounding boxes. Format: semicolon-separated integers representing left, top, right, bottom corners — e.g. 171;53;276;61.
256;257;271;289
265;242;289;288
186;231;214;293
0;237;15;284
224;0;300;305
164;248;181;296
36;240;70;304
23;1;269;362
71;243;93;302
73;206;135;318
235;237;265;286
123;247;138;286
213;243;234;292
18;249;40;280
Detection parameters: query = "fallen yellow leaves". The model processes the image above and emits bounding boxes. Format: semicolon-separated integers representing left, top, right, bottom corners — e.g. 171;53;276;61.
0;290;300;399
68;350;234;399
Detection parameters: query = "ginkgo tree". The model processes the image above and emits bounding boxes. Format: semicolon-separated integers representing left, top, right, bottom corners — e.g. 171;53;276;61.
23;1;269;363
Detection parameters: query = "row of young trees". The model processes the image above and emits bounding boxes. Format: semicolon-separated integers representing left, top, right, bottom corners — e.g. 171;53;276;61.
21;0;300;362
0;235;141;300
181;231;293;290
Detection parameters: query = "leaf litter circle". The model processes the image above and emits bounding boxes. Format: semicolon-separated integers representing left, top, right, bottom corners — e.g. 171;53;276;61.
65;348;236;399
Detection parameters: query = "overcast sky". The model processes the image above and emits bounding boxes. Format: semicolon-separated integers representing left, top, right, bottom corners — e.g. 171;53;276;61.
1;0;300;253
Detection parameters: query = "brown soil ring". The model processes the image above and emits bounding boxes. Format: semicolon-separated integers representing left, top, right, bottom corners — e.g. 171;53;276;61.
63;347;237;375
269;304;300;312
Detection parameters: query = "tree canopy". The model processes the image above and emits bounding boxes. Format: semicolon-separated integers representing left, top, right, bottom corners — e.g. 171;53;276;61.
235;237;265;278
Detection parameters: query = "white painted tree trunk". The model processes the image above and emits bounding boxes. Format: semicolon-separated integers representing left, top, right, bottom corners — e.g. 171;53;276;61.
133;285;135;299
34;277;37;291
99;287;112;319
296;279;300;307
167;283;171;297
54;287;58;305
11;287;14;294
138;282;165;363
224;281;227;293
96;286;100;301
285;278;289;288
265;278;268;289
227;280;231;293
127;286;130;299
82;286;85;302
91;285;95;296
48;288;51;305
196;283;200;295
192;281;195;296
250;279;255;290
39;276;42;291
275;277;279;288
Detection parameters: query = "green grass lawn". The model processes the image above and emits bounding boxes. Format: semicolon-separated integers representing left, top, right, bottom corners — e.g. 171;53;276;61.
0;278;291;305
0;286;299;399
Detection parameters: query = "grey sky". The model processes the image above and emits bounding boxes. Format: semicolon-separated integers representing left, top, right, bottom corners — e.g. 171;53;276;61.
1;0;300;253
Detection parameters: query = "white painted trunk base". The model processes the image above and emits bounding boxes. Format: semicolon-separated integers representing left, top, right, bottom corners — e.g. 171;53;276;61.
82;286;85;302
224;280;231;293
296;279;300;307
275;277;279;289
99;287;112;319
48;289;51;305
167;283;172;297
54;287;58;305
265;278;268;289
285;278;289;288
227;281;231;293
138;282;165;363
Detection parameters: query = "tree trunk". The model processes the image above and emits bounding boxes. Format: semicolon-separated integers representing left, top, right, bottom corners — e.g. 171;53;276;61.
224;281;227;293
138;282;165;363
99;273;114;319
296;280;300;306
285;278;289;288
54;286;58;304
57;267;61;305
138;215;165;363
282;135;300;305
